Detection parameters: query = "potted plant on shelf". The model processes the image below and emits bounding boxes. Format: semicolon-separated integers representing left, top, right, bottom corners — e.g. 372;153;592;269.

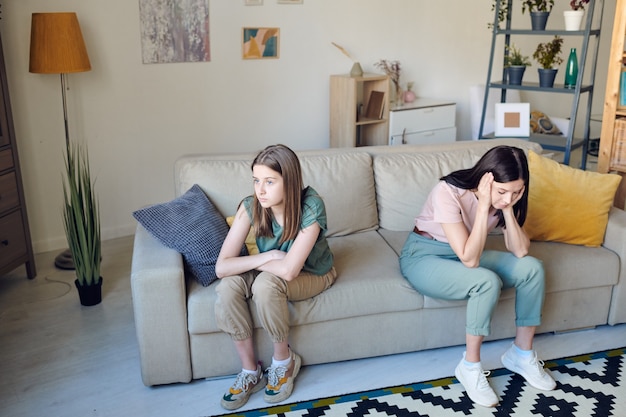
488;0;509;30
533;36;564;88
564;0;590;31
504;44;531;85
63;140;102;306
522;0;555;30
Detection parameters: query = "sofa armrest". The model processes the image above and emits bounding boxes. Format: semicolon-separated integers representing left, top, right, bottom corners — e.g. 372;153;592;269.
131;224;192;386
603;207;626;325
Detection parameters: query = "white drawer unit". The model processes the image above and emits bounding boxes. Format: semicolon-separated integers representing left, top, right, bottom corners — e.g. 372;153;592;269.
389;98;456;145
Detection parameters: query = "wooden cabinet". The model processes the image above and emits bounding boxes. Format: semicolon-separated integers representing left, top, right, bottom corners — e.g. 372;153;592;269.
0;31;36;278
389;98;456;145
598;0;626;209
330;73;390;147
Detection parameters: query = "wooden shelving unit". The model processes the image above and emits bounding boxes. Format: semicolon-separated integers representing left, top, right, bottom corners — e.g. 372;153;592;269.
329;73;390;147
598;0;626;209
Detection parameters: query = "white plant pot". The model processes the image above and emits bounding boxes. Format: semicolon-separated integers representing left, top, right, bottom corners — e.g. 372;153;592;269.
563;10;584;31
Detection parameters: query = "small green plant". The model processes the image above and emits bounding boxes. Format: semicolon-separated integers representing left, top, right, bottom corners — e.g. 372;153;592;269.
533;36;564;69
522;0;555;13
488;0;509;29
63;140;101;287
504;44;531;67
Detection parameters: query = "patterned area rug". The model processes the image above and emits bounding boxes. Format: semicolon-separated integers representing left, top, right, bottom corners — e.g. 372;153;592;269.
213;347;625;417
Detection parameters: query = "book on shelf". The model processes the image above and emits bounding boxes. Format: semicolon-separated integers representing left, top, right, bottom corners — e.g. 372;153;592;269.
365;90;385;119
617;67;626;107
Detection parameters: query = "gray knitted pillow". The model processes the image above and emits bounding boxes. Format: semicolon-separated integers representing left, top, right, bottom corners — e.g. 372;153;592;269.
132;184;228;286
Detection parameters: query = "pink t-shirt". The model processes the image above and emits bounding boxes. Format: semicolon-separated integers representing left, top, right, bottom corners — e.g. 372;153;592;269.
415;181;499;243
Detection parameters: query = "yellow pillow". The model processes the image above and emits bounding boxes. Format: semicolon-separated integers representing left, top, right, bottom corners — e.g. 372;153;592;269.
525;151;621;247
226;215;259;255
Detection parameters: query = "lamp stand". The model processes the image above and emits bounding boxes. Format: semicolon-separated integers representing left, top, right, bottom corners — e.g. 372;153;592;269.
54;73;75;270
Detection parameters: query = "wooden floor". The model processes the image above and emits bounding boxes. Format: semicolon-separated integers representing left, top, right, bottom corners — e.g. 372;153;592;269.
1;234;625;417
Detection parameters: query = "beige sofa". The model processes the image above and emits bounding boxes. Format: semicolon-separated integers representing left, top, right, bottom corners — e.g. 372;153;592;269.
130;139;626;386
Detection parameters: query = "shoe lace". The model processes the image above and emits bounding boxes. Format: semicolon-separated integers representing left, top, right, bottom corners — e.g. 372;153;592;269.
266;364;287;387
528;353;547;377
232;370;258;392
476;370;492;390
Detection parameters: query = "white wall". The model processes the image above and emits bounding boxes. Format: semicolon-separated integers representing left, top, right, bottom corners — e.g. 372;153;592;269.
1;0;616;254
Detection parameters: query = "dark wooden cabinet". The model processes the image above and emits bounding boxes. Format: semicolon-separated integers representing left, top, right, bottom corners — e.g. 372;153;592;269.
0;30;36;278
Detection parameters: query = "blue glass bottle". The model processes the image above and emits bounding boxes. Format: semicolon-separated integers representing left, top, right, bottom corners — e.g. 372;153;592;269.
564;48;578;89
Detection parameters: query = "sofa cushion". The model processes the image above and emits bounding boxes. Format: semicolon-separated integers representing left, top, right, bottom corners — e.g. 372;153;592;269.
374;149;482;231
176;151;378;238
370;140;543;232
379;230;618;309
525;151;622;247
300;152;378;237
132;184;228;286
187;231;422;334
485;235;619;292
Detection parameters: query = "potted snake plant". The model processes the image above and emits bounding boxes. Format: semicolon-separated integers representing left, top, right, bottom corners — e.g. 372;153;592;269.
63;140;102;306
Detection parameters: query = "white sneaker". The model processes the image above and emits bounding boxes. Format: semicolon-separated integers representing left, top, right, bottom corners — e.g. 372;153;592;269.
454;354;499;408
501;343;556;391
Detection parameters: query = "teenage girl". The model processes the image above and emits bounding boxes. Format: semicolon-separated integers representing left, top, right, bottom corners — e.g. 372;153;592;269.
399;145;555;408
215;144;336;410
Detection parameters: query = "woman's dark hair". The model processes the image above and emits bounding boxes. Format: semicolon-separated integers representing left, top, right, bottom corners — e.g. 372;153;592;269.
441;145;529;228
250;144;304;242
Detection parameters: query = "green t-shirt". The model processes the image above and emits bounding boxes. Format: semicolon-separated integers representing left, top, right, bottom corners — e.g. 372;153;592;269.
243;186;334;276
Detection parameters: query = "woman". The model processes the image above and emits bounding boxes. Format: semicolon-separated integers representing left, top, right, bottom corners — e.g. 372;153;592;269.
399;145;555;408
215;144;336;411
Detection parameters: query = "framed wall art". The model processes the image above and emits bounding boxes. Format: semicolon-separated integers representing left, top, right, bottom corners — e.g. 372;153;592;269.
139;0;210;64
242;27;280;59
277;0;303;4
245;0;263;5
494;102;530;137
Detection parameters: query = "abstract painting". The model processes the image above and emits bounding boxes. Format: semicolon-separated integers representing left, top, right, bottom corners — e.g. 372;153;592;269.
139;0;211;64
242;27;280;59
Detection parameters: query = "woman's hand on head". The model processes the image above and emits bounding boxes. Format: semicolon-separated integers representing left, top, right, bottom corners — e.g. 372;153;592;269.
476;172;494;209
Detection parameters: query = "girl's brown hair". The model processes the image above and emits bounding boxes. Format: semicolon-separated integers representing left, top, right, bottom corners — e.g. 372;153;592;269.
251;144;304;242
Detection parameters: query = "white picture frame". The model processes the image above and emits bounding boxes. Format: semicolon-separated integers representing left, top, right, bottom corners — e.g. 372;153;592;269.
277;0;303;4
494;102;530;137
245;0;263;5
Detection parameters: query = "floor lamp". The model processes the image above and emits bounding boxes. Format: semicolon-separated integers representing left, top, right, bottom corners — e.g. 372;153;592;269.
29;12;92;270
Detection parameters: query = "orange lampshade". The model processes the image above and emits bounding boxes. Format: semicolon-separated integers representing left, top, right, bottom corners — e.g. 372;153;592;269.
29;12;91;74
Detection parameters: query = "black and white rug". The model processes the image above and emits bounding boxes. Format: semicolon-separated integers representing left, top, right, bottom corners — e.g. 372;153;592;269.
214;347;625;417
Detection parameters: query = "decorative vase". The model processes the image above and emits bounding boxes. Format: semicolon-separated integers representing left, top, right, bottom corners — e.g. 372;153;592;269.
538;68;558;88
75;277;103;306
563;10;584;31
507;66;526;85
403;84;416;103
530;11;550;31
564;48;578;89
350;62;363;77
394;83;403;106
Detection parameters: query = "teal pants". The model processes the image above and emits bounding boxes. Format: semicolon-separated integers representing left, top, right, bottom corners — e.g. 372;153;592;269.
399;232;545;336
